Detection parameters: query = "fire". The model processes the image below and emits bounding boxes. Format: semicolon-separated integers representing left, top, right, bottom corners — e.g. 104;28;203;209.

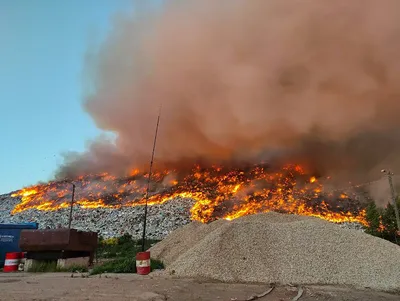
9;164;368;226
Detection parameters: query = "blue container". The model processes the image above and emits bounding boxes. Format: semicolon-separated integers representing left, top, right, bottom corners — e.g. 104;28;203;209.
0;223;38;267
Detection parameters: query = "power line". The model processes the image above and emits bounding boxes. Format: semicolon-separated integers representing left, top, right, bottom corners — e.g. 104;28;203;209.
324;178;385;194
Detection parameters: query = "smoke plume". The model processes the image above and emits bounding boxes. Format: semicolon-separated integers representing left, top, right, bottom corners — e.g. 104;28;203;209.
57;0;400;184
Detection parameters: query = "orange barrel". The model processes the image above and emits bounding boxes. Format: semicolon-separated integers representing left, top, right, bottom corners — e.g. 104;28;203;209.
136;251;151;275
3;252;21;272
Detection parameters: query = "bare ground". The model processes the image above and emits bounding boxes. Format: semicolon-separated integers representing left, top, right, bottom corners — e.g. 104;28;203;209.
0;272;399;301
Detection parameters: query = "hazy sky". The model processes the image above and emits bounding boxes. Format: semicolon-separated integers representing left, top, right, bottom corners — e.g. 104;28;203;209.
0;0;135;194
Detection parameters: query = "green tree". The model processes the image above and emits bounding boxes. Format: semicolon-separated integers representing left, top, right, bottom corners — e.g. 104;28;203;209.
382;204;397;231
365;198;400;244
381;198;400;243
365;201;382;237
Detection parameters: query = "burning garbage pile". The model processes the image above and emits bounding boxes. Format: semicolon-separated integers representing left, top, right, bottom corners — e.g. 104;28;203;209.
4;0;400;244
3;0;398;239
1;163;368;238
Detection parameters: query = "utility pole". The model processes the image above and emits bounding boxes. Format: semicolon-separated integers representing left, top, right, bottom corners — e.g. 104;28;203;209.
381;170;400;233
141;107;162;252
68;183;76;229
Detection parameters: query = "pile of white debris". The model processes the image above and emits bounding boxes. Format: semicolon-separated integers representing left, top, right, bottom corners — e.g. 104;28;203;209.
0;193;364;239
0;193;193;239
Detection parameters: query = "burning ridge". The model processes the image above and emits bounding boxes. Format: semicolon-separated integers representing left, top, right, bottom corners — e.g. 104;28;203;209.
10;163;367;225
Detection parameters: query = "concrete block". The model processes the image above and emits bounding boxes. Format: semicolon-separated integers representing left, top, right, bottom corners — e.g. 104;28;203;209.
24;259;34;272
57;257;90;269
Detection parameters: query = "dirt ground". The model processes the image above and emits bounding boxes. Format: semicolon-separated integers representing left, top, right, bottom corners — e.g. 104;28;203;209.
0;272;399;301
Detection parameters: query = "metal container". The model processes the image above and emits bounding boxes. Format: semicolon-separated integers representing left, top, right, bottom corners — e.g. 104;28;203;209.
0;223;38;267
19;229;97;252
136;251;151;275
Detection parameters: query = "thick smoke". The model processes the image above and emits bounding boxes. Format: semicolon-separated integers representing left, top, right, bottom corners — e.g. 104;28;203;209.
58;0;400;185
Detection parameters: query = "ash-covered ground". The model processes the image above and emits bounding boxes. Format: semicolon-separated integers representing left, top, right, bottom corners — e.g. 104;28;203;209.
0;193;364;239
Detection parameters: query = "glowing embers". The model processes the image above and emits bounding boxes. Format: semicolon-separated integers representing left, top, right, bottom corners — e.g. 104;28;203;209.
10;164;367;225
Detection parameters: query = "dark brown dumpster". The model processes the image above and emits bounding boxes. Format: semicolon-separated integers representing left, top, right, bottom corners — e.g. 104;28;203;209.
19;229;97;263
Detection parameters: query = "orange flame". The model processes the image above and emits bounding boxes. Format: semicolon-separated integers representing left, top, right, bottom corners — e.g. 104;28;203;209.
10;164;367;226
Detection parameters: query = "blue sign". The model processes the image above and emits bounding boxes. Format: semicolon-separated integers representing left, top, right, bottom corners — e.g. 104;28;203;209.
0;223;38;267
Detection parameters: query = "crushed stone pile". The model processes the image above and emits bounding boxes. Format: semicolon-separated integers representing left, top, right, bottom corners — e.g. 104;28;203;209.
150;212;400;291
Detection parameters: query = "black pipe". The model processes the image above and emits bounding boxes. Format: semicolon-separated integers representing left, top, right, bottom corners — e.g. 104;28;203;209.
68;184;75;229
141;107;161;252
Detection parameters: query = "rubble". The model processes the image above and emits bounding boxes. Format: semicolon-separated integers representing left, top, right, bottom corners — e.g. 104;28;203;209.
0;193;365;239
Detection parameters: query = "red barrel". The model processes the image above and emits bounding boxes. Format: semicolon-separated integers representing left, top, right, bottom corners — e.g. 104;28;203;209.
136;251;151;275
3;252;22;272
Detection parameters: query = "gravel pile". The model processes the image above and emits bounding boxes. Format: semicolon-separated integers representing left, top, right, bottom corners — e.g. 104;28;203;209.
150;212;400;291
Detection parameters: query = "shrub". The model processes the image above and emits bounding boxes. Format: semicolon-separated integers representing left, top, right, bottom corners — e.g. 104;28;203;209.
90;257;164;275
92;234;164;275
96;234;160;259
117;233;133;245
91;257;136;275
28;261;58;273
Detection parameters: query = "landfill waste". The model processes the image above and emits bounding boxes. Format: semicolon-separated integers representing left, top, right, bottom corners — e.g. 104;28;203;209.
0;193;364;239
